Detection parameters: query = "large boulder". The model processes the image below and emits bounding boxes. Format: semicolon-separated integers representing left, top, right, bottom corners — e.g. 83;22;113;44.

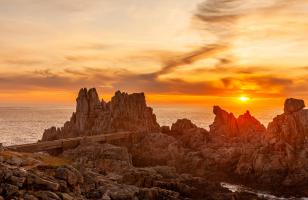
284;98;305;114
42;88;160;141
235;98;308;194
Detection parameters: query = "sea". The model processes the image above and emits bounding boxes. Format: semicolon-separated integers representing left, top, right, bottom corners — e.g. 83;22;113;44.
0;104;282;146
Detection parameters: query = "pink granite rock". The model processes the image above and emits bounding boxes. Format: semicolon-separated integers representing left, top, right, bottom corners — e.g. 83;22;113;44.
210;106;265;137
42;88;160;141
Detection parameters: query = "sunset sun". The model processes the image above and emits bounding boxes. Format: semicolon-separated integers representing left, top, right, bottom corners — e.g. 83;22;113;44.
239;96;250;102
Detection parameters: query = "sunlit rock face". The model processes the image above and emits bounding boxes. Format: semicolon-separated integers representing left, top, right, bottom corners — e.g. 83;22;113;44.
210;106;266;138
42;88;160;141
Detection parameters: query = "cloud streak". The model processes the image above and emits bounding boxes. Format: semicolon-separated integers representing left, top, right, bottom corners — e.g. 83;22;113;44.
0;67;306;99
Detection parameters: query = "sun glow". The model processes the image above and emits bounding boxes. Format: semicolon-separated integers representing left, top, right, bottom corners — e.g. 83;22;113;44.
239;96;250;102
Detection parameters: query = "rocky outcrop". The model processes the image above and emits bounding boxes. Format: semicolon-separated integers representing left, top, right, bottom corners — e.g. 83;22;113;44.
284;98;305;114
237;111;266;136
38;90;308;198
235;98;308;194
210;106;239;137
267;98;308;148
210;106;266;137
0;146;242;200
129;99;308;196
0;151;83;199
42;88;160;141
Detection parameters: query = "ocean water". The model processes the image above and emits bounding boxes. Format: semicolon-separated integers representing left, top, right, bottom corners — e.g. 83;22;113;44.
0;105;281;146
221;182;308;200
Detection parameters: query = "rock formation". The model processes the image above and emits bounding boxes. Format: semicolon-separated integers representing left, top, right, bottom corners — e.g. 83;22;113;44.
267;98;308;149
42;88;160;141
235;98;308;194
37;89;308;198
0;143;248;200
284;98;305;114
210;106;239;137
210;106;266;137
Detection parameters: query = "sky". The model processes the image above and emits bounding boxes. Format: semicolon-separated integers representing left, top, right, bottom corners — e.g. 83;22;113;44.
0;0;308;112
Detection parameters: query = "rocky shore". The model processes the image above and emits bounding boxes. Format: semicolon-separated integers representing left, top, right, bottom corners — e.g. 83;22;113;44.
1;88;308;199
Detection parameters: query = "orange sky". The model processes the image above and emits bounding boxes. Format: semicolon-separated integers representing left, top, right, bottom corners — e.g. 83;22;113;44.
0;0;308;110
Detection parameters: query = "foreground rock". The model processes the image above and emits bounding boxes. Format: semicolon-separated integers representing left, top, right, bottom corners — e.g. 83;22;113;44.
0;144;247;200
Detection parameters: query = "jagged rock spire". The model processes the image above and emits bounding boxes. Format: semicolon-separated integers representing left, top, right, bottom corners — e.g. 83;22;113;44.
42;88;160;141
210;106;265;137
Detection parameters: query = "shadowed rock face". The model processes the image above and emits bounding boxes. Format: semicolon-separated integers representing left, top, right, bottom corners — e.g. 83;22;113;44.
235;98;308;192
171;119;198;135
284;98;305;114
42;88;160;141
210;106;266;137
267;98;308;148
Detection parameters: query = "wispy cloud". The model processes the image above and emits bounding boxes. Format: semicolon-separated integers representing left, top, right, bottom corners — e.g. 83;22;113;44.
154;44;227;76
